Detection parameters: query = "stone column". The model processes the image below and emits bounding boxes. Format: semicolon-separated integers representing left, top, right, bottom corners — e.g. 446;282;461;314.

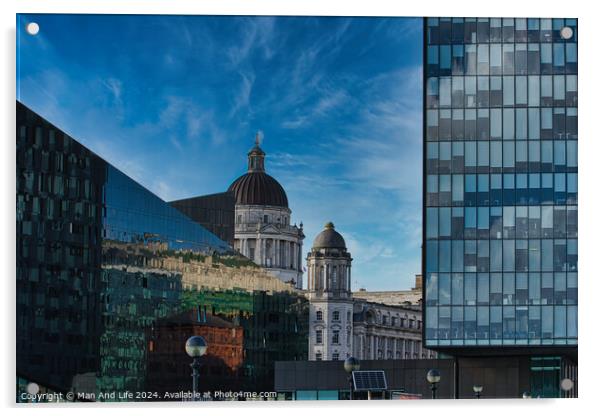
283;240;287;269
258;237;263;266
360;335;364;359
294;242;298;271
371;336;375;360
348;266;351;291
317;265;321;290
264;238;268;266
268;238;272;267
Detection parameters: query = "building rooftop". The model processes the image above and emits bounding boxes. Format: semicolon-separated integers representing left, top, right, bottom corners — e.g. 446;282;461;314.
352;289;422;307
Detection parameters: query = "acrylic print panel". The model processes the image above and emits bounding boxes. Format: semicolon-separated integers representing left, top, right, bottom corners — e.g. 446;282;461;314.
15;14;576;403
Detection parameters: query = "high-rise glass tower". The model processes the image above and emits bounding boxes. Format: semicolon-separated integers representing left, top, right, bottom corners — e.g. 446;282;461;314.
422;17;577;366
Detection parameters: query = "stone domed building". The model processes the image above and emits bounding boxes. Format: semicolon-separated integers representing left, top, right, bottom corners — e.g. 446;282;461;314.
228;135;305;289
307;222;354;361
307;222;436;362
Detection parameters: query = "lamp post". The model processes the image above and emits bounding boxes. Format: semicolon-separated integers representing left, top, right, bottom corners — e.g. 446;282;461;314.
426;369;441;399
185;335;208;401
343;357;360;400
473;385;483;399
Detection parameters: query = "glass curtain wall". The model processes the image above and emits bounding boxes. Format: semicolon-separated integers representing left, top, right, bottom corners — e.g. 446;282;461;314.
424;18;577;348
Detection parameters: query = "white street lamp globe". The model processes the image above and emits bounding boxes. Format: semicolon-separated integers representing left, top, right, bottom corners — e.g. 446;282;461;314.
426;369;441;384
473;385;483;393
344;357;360;373
185;335;208;358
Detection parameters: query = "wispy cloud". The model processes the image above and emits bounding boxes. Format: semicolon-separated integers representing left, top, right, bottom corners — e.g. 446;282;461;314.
102;78;122;102
226;17;277;67
281;88;349;129
229;72;255;118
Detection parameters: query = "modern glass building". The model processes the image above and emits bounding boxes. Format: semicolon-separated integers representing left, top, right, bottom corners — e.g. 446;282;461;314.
16;100;231;397
422;17;577;388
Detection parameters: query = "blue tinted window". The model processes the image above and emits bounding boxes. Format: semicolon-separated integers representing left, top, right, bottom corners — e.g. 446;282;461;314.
553;44;565;66
440;45;451;69
428;46;439;64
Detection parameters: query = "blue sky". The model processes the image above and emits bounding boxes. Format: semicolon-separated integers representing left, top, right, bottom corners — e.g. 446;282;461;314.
17;14;423;291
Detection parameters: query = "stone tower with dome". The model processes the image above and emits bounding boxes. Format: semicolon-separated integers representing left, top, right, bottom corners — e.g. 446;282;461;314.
307;222;354;361
227;134;305;289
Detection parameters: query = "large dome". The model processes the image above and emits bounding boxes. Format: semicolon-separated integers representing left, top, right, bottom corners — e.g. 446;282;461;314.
228;136;289;208
228;172;289;208
312;222;346;249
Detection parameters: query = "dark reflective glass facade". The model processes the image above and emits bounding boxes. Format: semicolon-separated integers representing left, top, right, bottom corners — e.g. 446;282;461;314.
423;18;577;350
16;101;230;394
16;102;308;400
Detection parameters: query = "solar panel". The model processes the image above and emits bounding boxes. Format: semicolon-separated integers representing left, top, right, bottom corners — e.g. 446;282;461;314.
352;370;387;391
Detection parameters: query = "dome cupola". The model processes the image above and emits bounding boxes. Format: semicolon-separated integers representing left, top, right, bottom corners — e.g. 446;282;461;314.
227;133;289;208
312;222;347;249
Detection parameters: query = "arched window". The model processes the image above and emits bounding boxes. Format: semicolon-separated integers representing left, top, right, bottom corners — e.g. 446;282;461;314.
316;310;323;321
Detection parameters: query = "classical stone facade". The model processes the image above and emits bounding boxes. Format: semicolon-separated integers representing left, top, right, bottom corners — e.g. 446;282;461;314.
307;222;353;361
228;136;304;289
307;224;436;361
352;300;435;360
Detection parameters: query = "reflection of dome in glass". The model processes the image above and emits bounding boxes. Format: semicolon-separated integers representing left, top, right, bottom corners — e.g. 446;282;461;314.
227;136;288;208
312;222;346;249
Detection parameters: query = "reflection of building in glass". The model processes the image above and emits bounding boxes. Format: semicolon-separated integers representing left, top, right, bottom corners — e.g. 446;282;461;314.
423;18;577;397
97;263;184;396
146;308;245;398
182;288;308;393
307;223;435;362
16;102;308;401
228;135;305;289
